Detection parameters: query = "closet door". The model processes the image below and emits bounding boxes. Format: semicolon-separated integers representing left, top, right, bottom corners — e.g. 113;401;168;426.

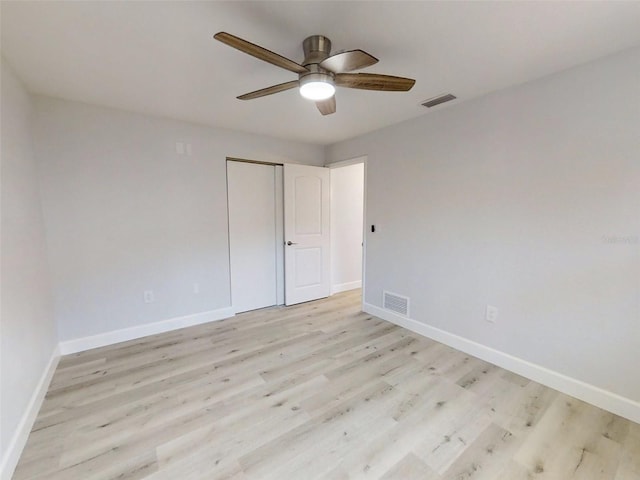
227;161;277;313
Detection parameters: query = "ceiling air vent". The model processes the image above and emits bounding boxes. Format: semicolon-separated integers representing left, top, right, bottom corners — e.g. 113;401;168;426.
422;93;457;108
383;291;410;317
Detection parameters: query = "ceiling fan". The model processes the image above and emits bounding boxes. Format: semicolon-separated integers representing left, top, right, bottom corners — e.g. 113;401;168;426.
213;32;416;115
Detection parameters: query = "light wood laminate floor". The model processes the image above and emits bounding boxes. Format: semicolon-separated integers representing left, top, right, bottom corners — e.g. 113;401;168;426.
14;290;640;479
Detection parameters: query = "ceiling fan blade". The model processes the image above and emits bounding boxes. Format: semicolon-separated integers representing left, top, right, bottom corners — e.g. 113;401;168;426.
319;50;378;73
214;32;308;74
237;81;299;100
335;73;416;91
316;96;336;115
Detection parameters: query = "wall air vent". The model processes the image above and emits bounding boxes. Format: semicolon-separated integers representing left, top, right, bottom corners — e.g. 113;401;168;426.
383;291;410;317
421;93;457;108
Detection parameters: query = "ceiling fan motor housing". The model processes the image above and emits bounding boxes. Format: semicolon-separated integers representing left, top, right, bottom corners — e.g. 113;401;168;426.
302;35;332;65
300;35;335;90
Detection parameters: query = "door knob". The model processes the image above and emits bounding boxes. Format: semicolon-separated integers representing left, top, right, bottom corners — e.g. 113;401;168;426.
286;241;298;246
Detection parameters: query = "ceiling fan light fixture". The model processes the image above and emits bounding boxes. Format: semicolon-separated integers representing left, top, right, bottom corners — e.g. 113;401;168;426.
299;73;335;101
214;32;416;115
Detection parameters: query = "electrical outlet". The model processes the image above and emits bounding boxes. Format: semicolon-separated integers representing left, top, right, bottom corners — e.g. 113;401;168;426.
193;282;200;294
144;290;155;303
485;305;498;323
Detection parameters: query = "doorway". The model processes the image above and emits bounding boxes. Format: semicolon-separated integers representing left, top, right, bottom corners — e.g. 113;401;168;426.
328;158;365;298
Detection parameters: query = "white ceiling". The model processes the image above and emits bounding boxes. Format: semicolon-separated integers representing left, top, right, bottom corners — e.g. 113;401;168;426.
2;1;640;145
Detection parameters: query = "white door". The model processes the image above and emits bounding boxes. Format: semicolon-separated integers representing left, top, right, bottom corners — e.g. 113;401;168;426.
284;164;331;305
227;161;277;313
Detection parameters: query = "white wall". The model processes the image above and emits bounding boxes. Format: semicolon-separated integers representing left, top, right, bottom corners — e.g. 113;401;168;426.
326;47;640;406
330;162;364;293
0;58;57;474
33;97;324;344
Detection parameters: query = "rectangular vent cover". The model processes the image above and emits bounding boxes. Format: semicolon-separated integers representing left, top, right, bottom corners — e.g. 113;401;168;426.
383;291;410;317
422;93;457;108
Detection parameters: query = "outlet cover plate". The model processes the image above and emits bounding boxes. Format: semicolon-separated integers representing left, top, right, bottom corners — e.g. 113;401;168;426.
486;305;498;323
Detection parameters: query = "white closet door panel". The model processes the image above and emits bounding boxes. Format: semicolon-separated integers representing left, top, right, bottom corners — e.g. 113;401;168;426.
227;161;277;313
275;166;285;305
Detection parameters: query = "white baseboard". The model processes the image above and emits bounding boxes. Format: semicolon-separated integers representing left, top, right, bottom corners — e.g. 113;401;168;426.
1;345;60;480
364;303;640;424
331;280;362;295
59;306;236;355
